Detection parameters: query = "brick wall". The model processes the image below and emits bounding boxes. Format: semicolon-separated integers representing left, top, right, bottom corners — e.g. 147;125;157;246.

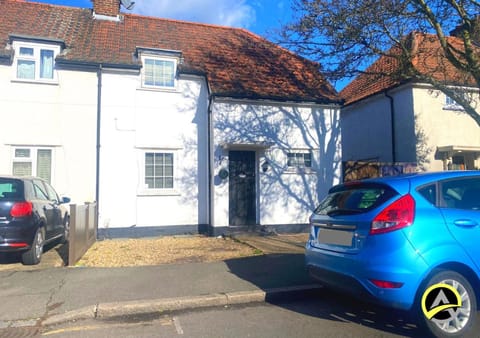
93;0;120;17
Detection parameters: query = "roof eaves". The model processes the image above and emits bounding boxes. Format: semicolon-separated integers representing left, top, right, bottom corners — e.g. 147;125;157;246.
178;67;207;77
135;46;183;58
56;59;142;71
9;34;66;48
342;80;412;107
212;92;343;106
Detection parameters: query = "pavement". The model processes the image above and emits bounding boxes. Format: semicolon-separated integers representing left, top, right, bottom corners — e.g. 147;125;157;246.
0;232;320;334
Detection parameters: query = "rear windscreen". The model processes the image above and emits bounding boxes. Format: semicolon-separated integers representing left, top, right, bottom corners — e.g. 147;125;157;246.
314;183;397;216
0;179;23;200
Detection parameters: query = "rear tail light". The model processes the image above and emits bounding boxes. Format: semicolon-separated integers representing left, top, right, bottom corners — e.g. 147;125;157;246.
7;243;29;248
369;279;404;289
10;202;33;217
370;194;415;235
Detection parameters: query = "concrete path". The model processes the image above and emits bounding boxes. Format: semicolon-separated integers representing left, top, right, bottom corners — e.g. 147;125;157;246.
0;233;319;332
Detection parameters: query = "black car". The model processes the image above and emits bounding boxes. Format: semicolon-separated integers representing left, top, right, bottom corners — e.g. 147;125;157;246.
0;176;70;265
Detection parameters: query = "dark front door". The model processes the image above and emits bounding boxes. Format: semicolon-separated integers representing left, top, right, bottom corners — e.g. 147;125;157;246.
229;151;256;226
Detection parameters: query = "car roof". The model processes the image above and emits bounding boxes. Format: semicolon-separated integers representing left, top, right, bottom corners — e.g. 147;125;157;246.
0;175;44;181
366;171;480;183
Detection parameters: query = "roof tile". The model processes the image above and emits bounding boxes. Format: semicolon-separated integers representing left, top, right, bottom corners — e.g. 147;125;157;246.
340;32;476;105
0;0;340;104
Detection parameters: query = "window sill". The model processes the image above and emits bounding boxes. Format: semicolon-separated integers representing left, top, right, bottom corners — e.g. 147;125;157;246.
443;105;464;111
283;168;316;175
11;79;59;86
137;86;179;93
137;189;180;197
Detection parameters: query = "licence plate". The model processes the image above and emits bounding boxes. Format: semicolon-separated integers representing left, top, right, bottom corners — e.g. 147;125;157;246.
318;228;353;246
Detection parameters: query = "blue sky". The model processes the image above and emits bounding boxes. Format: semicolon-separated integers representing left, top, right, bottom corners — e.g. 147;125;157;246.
29;0;293;37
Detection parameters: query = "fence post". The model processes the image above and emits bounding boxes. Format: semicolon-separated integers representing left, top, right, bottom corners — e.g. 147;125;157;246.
68;204;77;266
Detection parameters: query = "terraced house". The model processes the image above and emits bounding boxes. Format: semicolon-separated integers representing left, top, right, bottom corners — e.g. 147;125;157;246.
0;0;342;236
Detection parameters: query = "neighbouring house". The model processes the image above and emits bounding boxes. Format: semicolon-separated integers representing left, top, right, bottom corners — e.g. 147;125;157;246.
340;32;480;174
0;0;342;236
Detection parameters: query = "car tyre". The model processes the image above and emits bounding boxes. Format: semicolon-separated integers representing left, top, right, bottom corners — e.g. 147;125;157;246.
417;270;476;338
22;228;44;265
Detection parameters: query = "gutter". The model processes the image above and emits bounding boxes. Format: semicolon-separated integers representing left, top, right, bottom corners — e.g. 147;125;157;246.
385;91;396;163
55;59;141;72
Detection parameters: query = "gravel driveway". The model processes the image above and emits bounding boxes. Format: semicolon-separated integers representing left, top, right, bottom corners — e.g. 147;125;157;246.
0;233;308;271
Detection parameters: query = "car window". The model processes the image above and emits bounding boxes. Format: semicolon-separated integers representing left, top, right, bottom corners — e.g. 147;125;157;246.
44;182;59;203
314;183;397;215
33;180;49;201
0;178;23;200
440;177;480;210
418;184;437;205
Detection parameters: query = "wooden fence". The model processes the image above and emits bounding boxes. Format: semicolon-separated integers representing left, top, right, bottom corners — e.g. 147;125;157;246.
343;161;417;182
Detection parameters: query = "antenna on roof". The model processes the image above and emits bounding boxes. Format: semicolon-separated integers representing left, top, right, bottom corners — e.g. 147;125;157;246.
120;0;135;10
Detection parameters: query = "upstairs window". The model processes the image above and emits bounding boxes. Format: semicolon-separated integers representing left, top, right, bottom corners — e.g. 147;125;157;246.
141;55;177;89
144;58;176;87
445;95;463;110
443;91;472;111
13;41;60;82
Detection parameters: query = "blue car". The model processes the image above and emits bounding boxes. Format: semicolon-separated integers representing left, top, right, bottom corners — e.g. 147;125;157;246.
306;171;480;337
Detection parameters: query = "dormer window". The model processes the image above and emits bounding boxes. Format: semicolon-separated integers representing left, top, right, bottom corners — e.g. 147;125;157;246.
137;47;182;91
142;56;177;89
12;40;60;83
143;57;176;88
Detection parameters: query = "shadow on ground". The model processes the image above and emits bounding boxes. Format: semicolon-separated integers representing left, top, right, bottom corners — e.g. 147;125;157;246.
224;253;422;337
0;241;67;271
276;287;422;337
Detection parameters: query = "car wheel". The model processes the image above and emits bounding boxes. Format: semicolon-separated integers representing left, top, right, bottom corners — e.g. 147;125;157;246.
21;228;44;265
61;216;70;244
417;270;476;337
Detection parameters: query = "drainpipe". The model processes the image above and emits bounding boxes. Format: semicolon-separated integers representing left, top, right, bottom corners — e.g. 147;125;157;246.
385;91;396;163
95;64;102;228
207;94;214;236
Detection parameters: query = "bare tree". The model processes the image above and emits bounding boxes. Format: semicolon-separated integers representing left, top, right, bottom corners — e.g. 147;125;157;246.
279;0;480;126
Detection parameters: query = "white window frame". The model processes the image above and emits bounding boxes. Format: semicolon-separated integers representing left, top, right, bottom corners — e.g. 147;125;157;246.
138;149;179;196
285;149;314;173
444;95;464;111
12;41;60;83
140;54;178;90
11;146;54;183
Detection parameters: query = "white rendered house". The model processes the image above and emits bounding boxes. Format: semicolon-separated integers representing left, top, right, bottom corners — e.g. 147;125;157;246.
0;0;342;236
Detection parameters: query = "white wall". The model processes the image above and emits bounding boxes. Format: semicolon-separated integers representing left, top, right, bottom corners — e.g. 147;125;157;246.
342;84;480;172
413;86;480;171
98;70;209;228
211;101;342;227
0;65;97;203
341;97;392;163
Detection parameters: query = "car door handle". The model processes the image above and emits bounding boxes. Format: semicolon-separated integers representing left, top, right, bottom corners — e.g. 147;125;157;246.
454;219;479;228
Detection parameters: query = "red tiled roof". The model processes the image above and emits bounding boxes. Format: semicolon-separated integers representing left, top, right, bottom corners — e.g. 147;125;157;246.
340;32;476;105
0;0;340;104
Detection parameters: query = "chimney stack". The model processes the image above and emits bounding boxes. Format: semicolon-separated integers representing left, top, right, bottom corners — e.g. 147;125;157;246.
92;0;120;18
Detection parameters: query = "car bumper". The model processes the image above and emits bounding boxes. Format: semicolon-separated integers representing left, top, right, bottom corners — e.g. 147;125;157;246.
305;236;428;311
0;221;36;252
